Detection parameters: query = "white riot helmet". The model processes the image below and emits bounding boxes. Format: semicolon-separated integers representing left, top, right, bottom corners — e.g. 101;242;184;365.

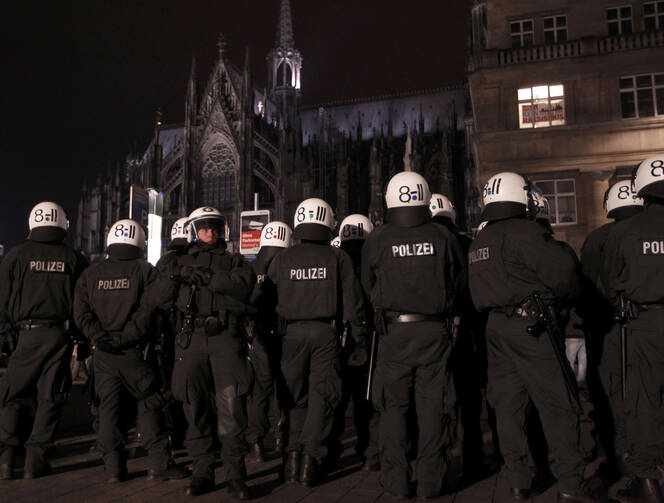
330;236;341;248
259;221;292;249
170;217;191;242
339;214;374;242
429;193;456;223
480;172;530;221
187;206;229;242
385;171;431;208
530;189;552;222
28;201;69;242
604;180;644;219
385;171;432;227
107;219;146;257
632;154;664;197
293;198;336;241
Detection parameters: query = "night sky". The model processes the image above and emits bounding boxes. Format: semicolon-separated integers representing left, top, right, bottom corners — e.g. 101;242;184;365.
0;0;469;250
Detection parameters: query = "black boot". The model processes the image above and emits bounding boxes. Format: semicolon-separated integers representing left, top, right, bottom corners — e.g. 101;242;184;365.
299;454;320;487
187;476;215;496
147;465;189;481
283;451;300;483
616;477;664;503
227;478;252;500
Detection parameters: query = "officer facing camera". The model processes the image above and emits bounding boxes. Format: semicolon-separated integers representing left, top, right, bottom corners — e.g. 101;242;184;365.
168;206;255;500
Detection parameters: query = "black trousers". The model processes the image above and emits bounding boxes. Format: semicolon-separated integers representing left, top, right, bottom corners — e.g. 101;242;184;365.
246;333;275;445
485;312;584;493
171;328;251;482
280;321;342;461
622;310;664;479
372;321;453;498
0;326;71;470
94;348;169;475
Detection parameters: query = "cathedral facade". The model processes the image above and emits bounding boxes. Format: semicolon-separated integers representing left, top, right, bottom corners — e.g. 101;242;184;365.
75;0;469;255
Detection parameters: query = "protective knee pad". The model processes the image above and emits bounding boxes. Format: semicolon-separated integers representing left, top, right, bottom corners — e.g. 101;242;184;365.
217;385;245;437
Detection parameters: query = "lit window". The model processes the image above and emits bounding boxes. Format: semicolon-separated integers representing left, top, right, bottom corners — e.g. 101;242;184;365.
644;1;664;31
620;73;664;118
544;15;567;44
536;179;577;225
607;6;632;35
511;19;534;47
518;84;565;128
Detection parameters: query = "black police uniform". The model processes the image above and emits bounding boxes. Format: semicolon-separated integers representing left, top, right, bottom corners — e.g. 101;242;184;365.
327;238;379;470
468;217;585;494
433;215;486;480
361;220;466;498
74;251;172;479
169;240;255;487
155;242;189;449
267;241;365;476
580;223;628;471
600;201;664;483
0;238;87;476
245;246;284;458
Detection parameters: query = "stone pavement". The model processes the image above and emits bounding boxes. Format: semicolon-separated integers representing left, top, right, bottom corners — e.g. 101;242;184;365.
0;381;635;503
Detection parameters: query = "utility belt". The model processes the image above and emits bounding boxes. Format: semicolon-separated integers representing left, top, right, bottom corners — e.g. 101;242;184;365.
616;301;664;321
17;319;68;331
384;311;444;324
494;298;553;321
192;313;235;334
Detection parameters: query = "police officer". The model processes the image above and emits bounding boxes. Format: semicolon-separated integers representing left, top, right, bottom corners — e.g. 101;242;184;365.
580;180;643;482
468;172;601;503
169;206;255;499
362;173;466;499
327;214;380;471
0;201;88;480
74;219;186;483
267;198;366;487
430;193;487;482
601;155;664;503
245;221;292;463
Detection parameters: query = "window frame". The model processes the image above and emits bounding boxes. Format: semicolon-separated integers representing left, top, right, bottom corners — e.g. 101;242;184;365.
619;73;664;119
643;1;664;31
510;18;535;47
535;178;578;226
607;5;633;35
543;15;568;44
517;84;566;129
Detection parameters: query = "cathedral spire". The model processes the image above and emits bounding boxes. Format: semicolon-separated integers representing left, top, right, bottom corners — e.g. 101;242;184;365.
275;0;295;49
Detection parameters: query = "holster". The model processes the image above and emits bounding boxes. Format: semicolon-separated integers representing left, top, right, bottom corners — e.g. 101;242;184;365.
175;314;194;349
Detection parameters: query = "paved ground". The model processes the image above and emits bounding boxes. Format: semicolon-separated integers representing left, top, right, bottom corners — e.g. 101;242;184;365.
0;386;635;503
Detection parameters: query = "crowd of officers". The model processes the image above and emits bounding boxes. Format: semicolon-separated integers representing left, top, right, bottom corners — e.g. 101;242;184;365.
0;154;662;502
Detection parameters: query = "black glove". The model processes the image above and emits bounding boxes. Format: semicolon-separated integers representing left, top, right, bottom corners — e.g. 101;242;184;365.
179;265;213;286
94;333;118;354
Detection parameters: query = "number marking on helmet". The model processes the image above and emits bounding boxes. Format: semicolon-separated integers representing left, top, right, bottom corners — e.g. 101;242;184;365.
398;184;424;203
651;159;664;177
